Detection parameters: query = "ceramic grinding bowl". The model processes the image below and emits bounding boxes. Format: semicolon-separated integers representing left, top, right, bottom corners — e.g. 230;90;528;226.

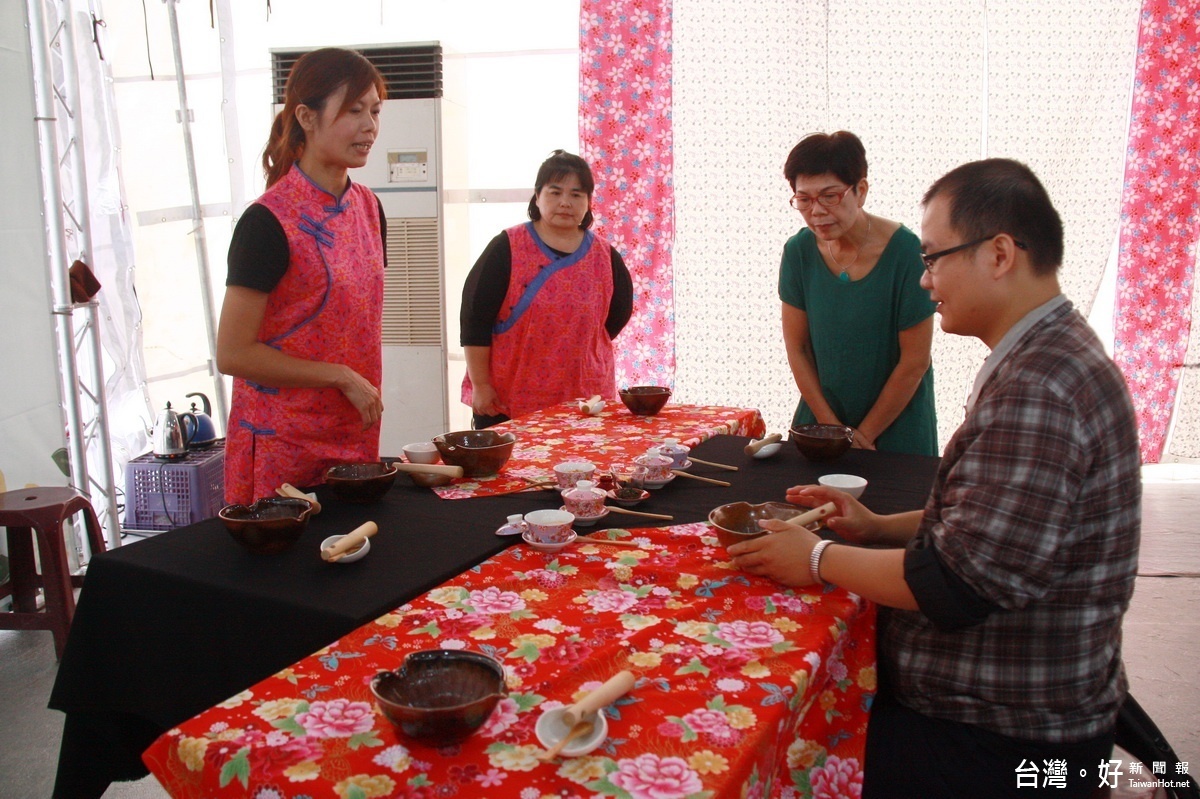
371;650;506;745
324;462;399;504
219;497;313;555
433;430;516;478
708;501;805;549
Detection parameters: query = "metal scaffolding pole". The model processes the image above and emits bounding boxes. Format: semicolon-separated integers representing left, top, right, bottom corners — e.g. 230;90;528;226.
26;0;121;552
165;0;229;425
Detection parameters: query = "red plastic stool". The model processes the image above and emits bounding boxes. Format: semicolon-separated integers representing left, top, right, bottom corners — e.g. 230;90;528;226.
0;487;106;658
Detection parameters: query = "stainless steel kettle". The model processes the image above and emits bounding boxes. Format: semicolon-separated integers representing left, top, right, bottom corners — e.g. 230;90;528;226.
152;401;194;460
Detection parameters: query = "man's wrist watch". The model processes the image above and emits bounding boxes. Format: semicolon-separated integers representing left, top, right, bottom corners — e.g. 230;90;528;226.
809;539;834;584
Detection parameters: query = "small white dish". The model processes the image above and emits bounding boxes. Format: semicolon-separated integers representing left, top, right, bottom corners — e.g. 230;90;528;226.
818;473;868;499
752;442;782;459
559;505;609;527
522;529;577;553
402;442;441;465
642;473;676;490
320;534;370;563
535;706;609;758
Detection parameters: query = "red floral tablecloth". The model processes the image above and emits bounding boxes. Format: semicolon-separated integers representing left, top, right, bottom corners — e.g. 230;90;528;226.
432;402;766;498
143;522;873;799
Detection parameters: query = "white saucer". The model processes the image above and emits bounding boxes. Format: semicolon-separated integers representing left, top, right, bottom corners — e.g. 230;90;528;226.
672;458;693;470
642;472;676;489
320;534;370;563
535;706;609;757
522;529;577;553
559;505;609;527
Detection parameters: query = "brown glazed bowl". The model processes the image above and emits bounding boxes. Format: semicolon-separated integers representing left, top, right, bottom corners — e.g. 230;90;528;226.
371;650;506;745
708;501;805;549
789;424;855;462
619;386;672;416
219;497;313;554
324;462;399;504
433;430;516;478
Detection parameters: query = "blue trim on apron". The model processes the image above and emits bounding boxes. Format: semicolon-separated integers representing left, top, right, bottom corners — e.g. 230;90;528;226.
493;223;595;336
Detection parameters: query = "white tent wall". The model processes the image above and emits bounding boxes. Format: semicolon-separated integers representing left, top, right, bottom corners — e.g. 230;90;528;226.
673;0;1146;445
0;0;65;494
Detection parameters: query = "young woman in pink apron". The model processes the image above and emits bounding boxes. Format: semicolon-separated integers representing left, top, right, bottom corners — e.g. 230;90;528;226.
217;48;387;504
460;151;633;428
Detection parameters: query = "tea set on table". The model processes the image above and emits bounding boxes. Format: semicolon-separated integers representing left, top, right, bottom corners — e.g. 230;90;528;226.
359;423;872;759
216;396;874;760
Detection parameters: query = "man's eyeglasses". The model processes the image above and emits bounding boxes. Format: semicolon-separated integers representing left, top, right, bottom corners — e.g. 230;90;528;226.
921;235;1028;271
790;185;854;212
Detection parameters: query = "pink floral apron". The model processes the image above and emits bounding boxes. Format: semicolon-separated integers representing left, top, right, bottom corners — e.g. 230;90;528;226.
224;166;383;504
462;222;617;419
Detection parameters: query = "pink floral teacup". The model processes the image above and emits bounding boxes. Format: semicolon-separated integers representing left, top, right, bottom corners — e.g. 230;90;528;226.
553;461;596;490
523;509;575;544
633;454;673;484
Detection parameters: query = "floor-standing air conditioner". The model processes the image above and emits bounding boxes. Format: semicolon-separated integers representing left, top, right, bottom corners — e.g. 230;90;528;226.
271;43;466;456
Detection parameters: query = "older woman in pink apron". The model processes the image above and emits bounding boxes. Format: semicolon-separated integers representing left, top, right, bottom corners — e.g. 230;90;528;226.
460;150;633;428
217;48;387;504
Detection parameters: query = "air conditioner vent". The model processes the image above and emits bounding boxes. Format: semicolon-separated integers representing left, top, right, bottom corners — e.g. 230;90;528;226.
272;44;442;103
382;217;442;346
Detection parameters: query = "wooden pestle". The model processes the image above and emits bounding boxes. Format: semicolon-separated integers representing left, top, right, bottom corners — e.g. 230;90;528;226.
321;521;378;562
561;670;636;728
744;433;783;456
276;483;321;514
391;462;464;478
783;502;837;529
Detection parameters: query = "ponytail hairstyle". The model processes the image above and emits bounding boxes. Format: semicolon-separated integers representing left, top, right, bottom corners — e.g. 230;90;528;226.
262;47;386;188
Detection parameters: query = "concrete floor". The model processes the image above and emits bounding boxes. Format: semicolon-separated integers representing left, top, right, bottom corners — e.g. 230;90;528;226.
1;476;1196;799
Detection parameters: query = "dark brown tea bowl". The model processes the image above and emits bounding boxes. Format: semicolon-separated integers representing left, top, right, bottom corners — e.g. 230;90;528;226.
619;386;672;416
789;424;855;462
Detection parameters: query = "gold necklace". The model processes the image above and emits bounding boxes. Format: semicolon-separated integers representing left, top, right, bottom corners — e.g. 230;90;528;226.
825;215;872;283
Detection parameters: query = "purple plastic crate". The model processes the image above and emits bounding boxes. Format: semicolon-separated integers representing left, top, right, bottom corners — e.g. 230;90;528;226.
124;442;225;532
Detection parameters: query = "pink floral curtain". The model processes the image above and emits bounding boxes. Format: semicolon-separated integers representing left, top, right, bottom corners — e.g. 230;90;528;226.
1114;0;1200;463
579;0;675;390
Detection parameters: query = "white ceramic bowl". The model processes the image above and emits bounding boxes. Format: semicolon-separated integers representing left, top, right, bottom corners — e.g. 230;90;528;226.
402;442;441;465
535;706;609;757
818;473;868;499
320;534;371;563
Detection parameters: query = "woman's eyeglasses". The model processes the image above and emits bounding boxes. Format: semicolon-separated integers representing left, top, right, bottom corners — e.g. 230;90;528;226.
789;185;854;212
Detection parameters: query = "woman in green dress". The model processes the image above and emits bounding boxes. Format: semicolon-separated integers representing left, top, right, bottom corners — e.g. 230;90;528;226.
778;131;937;456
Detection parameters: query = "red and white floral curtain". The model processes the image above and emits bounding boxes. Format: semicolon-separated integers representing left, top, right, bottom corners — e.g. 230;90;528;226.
1114;0;1200;463
579;0;675;390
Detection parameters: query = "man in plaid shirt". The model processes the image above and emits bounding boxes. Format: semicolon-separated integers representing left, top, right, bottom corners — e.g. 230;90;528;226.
731;159;1141;798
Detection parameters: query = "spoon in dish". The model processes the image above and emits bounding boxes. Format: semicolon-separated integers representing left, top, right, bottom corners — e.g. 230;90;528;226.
536;719;595;762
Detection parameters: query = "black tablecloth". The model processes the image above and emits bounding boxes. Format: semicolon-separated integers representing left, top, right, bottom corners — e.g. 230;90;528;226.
49;435;939;797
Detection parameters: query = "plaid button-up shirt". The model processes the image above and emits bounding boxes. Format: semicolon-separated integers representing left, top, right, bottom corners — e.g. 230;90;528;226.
882;301;1141;743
